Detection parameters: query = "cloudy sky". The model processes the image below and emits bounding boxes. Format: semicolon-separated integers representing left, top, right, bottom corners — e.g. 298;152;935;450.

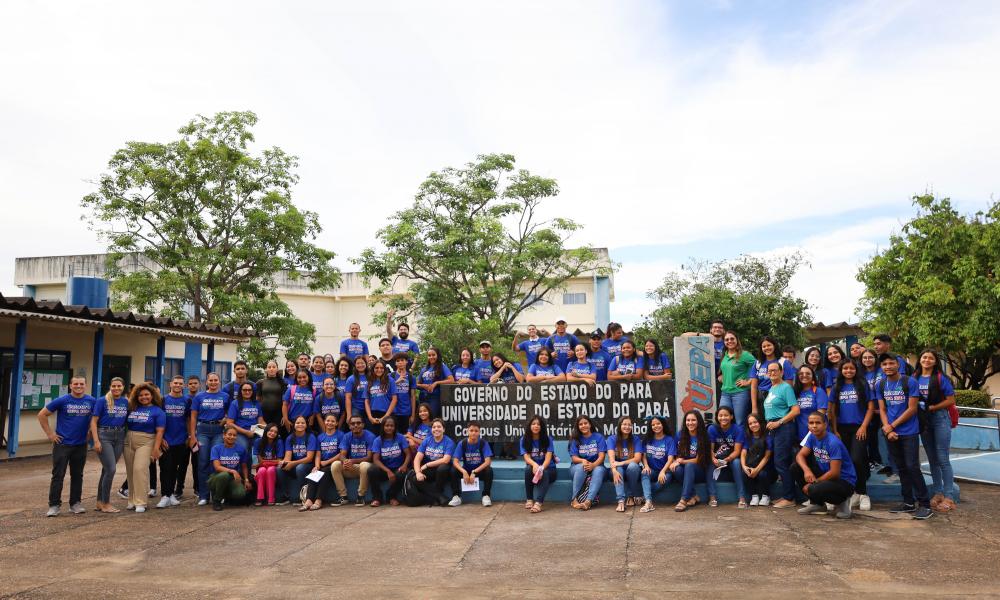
1;0;998;329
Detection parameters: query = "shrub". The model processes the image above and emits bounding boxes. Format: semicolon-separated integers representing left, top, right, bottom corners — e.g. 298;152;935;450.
955;389;994;417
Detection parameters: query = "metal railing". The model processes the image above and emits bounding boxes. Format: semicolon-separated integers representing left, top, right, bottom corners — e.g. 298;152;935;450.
955;399;1000;448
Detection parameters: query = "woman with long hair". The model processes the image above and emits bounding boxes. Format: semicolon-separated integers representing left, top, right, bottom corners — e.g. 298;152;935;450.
253;423;283;506
225;382;265;452
565;344;597;386
803;347;823;377
277;415;317;505
300;414;344;511
823;345;848;392
90;376;128;513
708;405;748;508
763;362;801;509
750;336;795;415
364;361;398;434
488;352;526;384
369;417;412;507
123;383;166;513
452;348;481;385
671;410;714;511
828;360;873;511
568;416;607;510
520;416;556;513
191;372;229;506
641;339;672;381
313;377;345;432
282;370;316;432
741;413;773;507
208;424;252;511
859;348;886;472
607;416;643;512
719;331;757;426
344;356;370;426
283;360;298;387
416;347;455;418
792;366;828;442
413;418;455;506
639;415;676;513
257;360;288;432
916;350;957;512
527;348;565;382
608;340;644;382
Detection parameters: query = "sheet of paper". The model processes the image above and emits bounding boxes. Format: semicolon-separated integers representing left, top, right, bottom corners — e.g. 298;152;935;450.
58;386;68;396
305;470;325;483
460;477;480;492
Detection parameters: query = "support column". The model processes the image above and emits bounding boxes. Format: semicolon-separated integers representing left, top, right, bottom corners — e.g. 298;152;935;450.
7;319;27;458
154;336;166;390
183;342;203;379
92;328;104;398
206;341;215;375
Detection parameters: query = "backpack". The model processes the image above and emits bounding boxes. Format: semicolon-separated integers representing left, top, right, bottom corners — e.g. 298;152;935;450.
401;470;431;507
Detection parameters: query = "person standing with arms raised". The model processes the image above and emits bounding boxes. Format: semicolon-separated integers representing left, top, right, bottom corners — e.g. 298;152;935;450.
38;375;95;517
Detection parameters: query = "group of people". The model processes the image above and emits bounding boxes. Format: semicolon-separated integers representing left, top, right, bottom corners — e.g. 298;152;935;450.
38;317;957;521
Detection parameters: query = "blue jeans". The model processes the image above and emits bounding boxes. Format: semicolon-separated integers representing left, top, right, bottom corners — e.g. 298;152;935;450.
770;420;796;500
921;409;955;500
720;389;751;426
196;423;224;501
96;427;126;504
277;463;312;502
570;462;606;502
680;462;717;500
612;462;642;501
524;465;557;503
641;468;673;501
878;429;897;474
717;458;748;501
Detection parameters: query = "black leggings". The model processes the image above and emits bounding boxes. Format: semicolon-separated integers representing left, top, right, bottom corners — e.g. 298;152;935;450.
369;466;407;502
791;457;855;505
836;424;870;494
746;465;774;497
305;466;334;502
415;464;452;501
450;466;494;497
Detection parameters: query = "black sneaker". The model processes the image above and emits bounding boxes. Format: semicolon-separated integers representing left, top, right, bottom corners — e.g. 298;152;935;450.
877;465;893;475
354;497;365;507
329;497;347;506
212;501;223;511
913;506;934;520
888;503;916;513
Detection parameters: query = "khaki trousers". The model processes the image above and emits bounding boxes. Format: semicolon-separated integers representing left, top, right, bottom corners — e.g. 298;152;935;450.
331;461;370;497
124;431;155;507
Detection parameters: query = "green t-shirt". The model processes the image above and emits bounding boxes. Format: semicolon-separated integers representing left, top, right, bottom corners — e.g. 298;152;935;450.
763;382;797;421
720;351;757;394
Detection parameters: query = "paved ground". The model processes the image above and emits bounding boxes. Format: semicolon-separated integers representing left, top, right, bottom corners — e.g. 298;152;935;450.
2;454;1000;599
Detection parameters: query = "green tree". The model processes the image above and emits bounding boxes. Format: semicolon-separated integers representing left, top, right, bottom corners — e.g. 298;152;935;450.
81;111;340;364
357;153;609;361
636;253;811;353
857;194;1000;389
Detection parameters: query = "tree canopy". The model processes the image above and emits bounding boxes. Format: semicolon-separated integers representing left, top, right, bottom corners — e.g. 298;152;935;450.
635;253;811;353
857;194;1000;389
81;111;340;364
357;153;609;360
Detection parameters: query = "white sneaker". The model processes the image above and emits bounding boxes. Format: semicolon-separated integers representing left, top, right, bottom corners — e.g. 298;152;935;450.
148;488;157;498
850;493;860;509
156;496;171;509
168;495;181;507
859;494;871;511
196;499;208;506
135;506;146;513
884;474;900;484
448;495;462;507
46;505;60;517
825;503;836;512
749;495;760;506
759;495;770;507
126;503;135;511
800;500;812;507
482;495;492;507
69;503;86;514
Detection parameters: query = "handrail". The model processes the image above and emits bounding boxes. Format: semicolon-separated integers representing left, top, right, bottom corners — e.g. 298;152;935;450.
955;401;1000;448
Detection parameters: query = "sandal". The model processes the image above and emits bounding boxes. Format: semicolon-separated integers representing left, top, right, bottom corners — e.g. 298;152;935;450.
298;501;312;512
525;500;535;510
709;497;719;507
370;500;381;508
686;495;700;507
616;501;626;513
640;501;655;513
254;500;263;507
389;499;400;506
99;506;121;514
738;499;748;509
530;503;543;513
674;501;688;512
625;497;635;507
309;501;323;511
581;500;592;511
571;499;583;510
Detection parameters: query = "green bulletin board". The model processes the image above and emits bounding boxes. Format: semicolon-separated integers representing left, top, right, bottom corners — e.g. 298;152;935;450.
19;369;71;410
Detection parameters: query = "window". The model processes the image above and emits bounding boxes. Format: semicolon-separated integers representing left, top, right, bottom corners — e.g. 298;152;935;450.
205;361;232;383
0;349;71;370
523;294;545;308
143;358;232;383
562;292;586;305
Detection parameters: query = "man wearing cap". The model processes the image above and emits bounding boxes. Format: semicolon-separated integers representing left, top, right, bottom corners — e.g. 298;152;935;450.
546;318;580;371
512;324;548;368
587;333;611;382
474;341;496;383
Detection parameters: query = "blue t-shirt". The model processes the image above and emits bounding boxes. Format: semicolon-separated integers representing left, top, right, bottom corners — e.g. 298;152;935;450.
283;374;297;387
45;394;95;446
493;363;524;384
192;391;228;422
751;358;796;394
519;435;554;464
222;380;256;407
714;339;725;371
226;399;262;430
528;363;563;377
864;369;882;399
417;435;456;461
822;368;840;391
877;376;921;436
454;438;493;469
285;433;318;460
795;386;829;440
93;396;129;429
372;433;409;470
452;365;476;383
547;334;580;370
316;431;344;460
346;375;369;413
644;435;678;472
210;443;247;470
392;372;415;417
253;437;284;462
313;392;343;422
517;337;548;366
917;374;955;406
340;338;369;360
609;355;644;376
680;435;700;459
391;337;420;357
472;359;495;383
309;372;329;396
162;394;190;446
342;430;377;459
831;383;868;426
707;423;747;455
367;377;398;413
282;385;316;421
601;337;629;359
643;353;672;376
805;432;857;486
586;350;611;381
127;405;166;434
409;422;432;445
417;365;453;411
606;434;644;459
568;432;606;461
566;360;595;378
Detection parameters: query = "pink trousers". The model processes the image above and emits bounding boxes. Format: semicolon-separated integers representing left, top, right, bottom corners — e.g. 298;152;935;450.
256;465;276;503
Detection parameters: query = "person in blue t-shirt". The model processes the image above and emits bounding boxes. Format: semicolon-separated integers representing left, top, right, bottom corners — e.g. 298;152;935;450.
872;334;910;376
670;410;716;511
406;403;434;450
641;339;672;381
300;414;345;511
608;341;645;382
708;406;748;508
473;341;496;383
222;360;256;410
488;353;525;384
607;416;643;511
639;415;677;512
568;416;606;510
565;345;597;386
877;354;931;519
414;418;456;506
190;372;230;505
332;415;376;506
282;370;316;431
415;347;454;418
601;322;629;359
364;361;399;434
546;319;580;371
90;376;128;513
828;360;873;510
453;348;481;385
792;412;857;519
513;324;548;367
344;357;370;426
124;383;167;513
741;413;774;507
309;356;328;396
225;382;265;452
527;348;565;382
277;416;317;506
385;310;420;360
283;360;298;387
38;375;95;517
822;345;847;392
157;375;192;508
448;422;494;507
521;416;557;513
340;323;370;361
586;334;611;381
208;425;251;511
793;366;829;441
916;350;958;512
313;377;345;433
750;336;796;415
368;418;412;507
